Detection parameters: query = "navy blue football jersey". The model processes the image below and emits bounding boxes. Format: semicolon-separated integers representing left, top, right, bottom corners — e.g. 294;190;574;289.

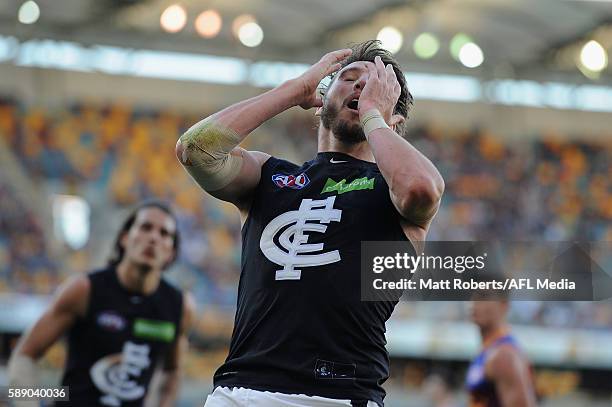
214;152;412;406
57;268;183;407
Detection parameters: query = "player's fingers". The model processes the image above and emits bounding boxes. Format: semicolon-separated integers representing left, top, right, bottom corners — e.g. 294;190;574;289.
366;62;378;82
324;63;343;76
385;64;397;84
322;49;352;66
375;56;386;79
393;81;401;97
311;96;324;108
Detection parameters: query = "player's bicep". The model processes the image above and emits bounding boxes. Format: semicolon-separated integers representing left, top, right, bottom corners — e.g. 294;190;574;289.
206;149;270;210
18;276;89;360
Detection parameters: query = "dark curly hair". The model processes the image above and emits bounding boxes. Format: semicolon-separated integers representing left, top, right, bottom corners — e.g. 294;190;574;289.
107;200;180;270
323;39;414;135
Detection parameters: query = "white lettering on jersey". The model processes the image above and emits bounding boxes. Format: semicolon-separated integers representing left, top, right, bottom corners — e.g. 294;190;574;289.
260;196;342;280
90;341;151;406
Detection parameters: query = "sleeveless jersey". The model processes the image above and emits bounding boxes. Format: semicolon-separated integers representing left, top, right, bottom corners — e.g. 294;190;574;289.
214;152;412;406
57;267;183;407
466;335;525;407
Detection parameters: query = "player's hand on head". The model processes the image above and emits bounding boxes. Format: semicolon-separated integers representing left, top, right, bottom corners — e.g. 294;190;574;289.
358;56;401;122
292;48;352;110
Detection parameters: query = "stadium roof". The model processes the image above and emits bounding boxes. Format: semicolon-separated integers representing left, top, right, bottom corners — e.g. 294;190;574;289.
0;0;610;80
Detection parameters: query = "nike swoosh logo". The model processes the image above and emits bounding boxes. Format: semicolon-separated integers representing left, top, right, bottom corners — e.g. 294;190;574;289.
330;158;348;164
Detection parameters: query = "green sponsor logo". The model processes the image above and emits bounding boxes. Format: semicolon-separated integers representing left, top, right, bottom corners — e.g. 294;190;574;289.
133;319;176;342
321;177;375;195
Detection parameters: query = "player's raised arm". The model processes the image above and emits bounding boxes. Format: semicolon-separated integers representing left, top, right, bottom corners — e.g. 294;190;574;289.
358;56;444;237
175;48;352;212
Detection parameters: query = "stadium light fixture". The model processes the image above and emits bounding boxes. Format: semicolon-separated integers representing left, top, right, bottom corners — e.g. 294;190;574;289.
377;26;403;54
232;14;256;38
18;1;40;25
238;21;264;47
195;10;222;38
579;40;608;72
413;32;440;59
160;4;187;33
458;42;484;68
450;33;473;61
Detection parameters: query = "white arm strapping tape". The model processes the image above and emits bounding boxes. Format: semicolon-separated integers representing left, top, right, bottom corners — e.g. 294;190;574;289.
360;109;390;140
177;118;243;191
8;354;40;407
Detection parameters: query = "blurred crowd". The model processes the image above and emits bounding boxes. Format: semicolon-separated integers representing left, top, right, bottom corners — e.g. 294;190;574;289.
0;99;610;332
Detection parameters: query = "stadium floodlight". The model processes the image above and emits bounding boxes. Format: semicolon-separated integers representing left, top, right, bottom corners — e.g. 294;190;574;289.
238;22;263;47
232;14;256;38
450;33;473;61
413;33;440;59
580;40;608;72
160;4;187;33
195;10;222;38
458;42;484;68
377;26;403;54
53;194;90;250
18;1;40;25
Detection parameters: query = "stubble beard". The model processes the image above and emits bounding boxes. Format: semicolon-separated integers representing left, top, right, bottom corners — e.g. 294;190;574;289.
320;103;366;145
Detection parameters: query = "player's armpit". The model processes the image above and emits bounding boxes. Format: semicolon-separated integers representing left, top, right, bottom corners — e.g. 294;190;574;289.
487;346;537;407
205;149;270;212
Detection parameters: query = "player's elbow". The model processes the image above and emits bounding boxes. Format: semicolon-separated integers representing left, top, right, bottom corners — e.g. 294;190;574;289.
175;139;192;167
394;175;443;217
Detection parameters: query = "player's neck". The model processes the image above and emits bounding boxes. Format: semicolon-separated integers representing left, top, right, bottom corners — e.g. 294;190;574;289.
480;324;510;348
116;261;161;295
317;129;374;162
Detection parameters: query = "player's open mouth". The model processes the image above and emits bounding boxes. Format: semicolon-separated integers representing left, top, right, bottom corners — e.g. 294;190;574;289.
346;99;359;112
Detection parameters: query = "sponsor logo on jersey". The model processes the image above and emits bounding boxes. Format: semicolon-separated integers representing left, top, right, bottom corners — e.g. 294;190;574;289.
90;341;151;406
272;173;310;189
97;311;126;332
260;196;342;280
133;319;176;343
321;177;375;195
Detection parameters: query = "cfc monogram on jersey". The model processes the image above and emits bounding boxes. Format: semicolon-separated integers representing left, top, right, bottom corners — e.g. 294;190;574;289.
58;268;183;407
260;196;342;280
214;152;413;407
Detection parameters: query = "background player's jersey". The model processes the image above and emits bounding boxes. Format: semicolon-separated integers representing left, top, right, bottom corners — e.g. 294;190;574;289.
466;335;528;407
57;267;183;407
214;152;412;406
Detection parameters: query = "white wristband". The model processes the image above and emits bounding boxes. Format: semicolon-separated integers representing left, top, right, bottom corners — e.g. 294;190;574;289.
360;109;390;140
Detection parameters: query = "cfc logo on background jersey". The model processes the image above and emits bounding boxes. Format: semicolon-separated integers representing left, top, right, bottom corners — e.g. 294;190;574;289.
90;341;151;406
272;173;310;189
260;196;342;280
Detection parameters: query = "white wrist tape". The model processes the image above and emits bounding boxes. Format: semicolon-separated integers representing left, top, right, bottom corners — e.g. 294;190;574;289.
360;109;390;140
177;118;243;191
8;353;38;387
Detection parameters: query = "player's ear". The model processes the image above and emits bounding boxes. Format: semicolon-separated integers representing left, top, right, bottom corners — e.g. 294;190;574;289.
119;231;129;250
389;113;405;130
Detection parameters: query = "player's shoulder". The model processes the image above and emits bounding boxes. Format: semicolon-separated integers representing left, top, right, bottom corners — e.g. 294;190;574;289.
248;150;271;166
263;154;300;170
87;267;114;281
158;276;186;306
52;273;92;317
